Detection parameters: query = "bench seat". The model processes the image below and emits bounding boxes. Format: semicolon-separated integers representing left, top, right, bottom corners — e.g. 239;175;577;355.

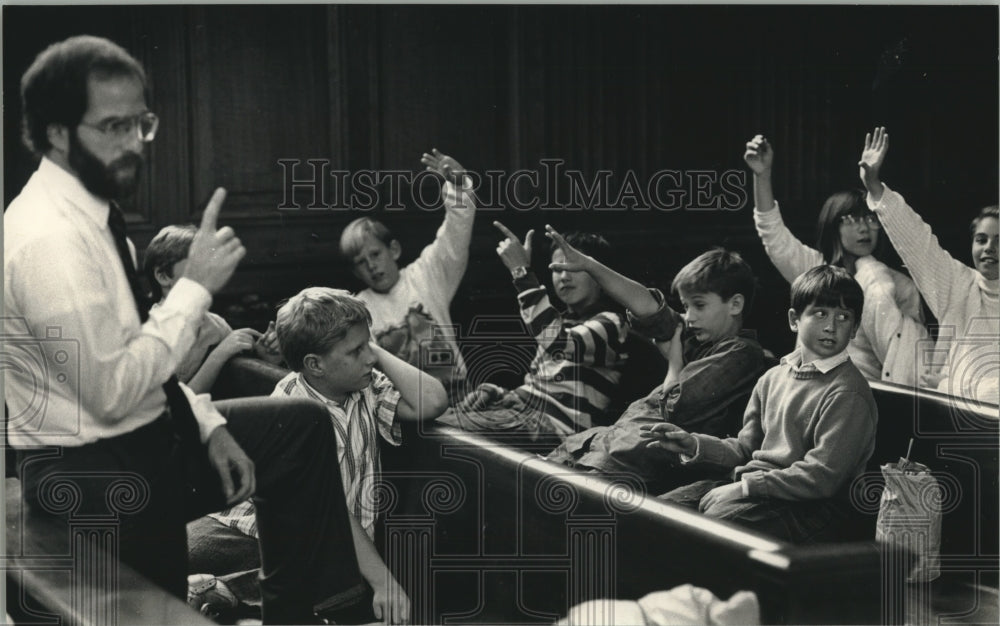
5;477;212;626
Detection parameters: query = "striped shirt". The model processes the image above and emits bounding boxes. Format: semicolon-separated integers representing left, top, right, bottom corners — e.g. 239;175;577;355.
513;278;628;434
208;369;401;539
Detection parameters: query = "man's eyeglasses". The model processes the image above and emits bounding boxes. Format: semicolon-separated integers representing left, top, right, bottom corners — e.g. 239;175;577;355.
838;213;881;229
78;111;159;143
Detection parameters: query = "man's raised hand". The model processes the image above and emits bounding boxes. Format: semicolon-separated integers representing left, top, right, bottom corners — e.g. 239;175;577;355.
183;188;246;294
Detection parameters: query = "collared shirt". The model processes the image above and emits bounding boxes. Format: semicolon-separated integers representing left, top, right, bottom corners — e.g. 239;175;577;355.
689;348;853;496
780;348;851;375
210;369;401;539
4;157;225;446
684;353;876;500
625;288;767;438
754;201;928;385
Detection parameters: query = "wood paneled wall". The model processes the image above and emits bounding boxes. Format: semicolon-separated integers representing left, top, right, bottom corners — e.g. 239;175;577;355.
4;5;997;353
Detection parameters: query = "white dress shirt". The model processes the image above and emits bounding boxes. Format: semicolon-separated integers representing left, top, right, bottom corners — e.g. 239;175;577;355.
4;157;226;447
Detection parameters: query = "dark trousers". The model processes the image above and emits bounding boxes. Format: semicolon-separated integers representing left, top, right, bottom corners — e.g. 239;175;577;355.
660;477;849;544
15;397;366;624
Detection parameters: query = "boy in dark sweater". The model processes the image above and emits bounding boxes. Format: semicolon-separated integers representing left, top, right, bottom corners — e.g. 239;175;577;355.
646;265;878;543
546;238;768;490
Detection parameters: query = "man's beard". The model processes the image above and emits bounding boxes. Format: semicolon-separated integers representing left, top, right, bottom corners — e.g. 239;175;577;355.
68;130;144;201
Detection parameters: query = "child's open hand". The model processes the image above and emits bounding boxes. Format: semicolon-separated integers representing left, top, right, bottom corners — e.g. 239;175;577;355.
421;148;465;186
493;221;534;272
639;422;696;457
743;134;774;176
858;126;889;199
545;225;591;273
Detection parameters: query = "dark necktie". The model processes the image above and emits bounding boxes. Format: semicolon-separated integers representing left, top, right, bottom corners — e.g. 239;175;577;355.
107;203;203;454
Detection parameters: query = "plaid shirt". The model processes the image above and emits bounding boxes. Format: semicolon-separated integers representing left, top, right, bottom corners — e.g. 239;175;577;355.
208;370;401;539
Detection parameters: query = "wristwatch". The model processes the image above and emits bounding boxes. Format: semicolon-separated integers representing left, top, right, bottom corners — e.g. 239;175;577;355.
511;266;528;279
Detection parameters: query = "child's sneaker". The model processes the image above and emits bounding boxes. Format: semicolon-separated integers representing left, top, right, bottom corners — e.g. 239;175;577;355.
187;573;239;619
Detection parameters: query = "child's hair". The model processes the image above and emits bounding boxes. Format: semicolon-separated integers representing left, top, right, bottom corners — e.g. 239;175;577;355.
143;224;197;300
339;217;394;260
815;189;889;266
790;265;864;321
670;247;756;313
276;287;373;371
549;231;616;267
549;232;621;312
970;205;999;235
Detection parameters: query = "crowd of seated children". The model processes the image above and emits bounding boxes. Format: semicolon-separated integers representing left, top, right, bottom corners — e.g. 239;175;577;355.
647;265;879;544
546;236;769;492
438;222;629;444
744;132;930;387
142;224;284;390
172;129;995;619
339;149;476;399
186;288;447;622
859;127;999;405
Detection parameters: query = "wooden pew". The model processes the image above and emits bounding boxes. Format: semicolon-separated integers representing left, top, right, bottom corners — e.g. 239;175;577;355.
381;424;887;624
861;382;999;622
4;476;212;625
208;357;998;624
865;381;998;561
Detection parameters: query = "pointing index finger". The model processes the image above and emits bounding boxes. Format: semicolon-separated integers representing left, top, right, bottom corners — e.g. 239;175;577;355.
200;187;227;233
545;224;567;246
492;221;519;242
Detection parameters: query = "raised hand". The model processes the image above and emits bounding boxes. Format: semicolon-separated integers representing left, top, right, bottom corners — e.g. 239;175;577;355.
182;188;246;294
744;134;774;176
493;221;533;272
545;224;591;273
858;126;889;198
421;148;465;186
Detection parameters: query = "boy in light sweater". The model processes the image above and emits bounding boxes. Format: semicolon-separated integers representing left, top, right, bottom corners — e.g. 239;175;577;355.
340;149;476;395
646;265;878;543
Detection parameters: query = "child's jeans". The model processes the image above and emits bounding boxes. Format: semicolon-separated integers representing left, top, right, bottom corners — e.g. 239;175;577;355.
661;477;849;544
439;383;566;447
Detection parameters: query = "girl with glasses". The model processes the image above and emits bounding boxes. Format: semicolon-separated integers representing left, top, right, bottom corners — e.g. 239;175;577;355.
743;133;930;388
